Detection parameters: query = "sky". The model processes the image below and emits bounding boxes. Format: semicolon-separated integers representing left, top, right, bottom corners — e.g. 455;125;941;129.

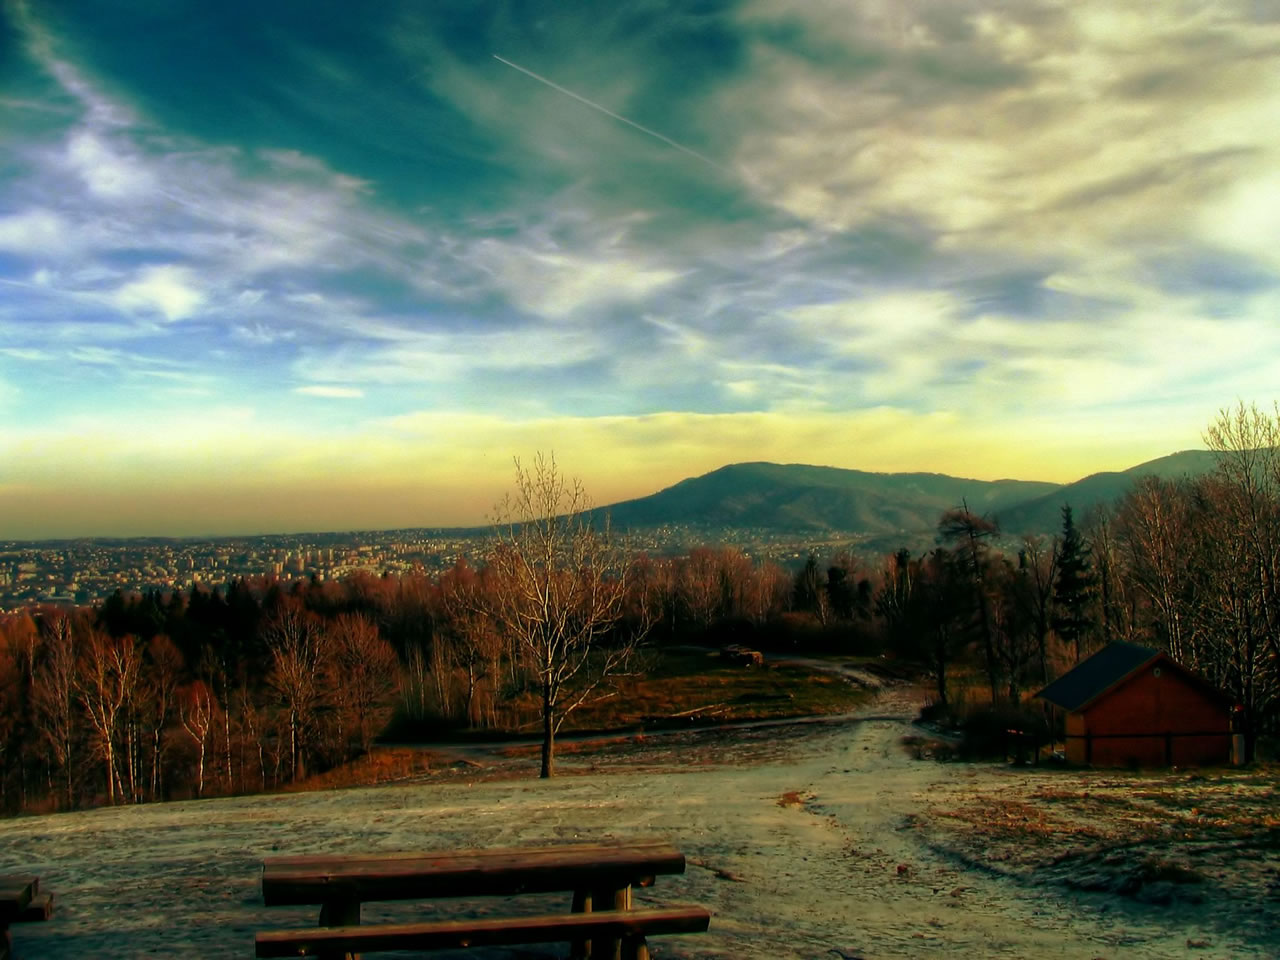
2;1;1279;538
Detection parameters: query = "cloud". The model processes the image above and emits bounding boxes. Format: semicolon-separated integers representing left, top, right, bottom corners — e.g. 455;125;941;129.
64;130;155;199
0;209;69;252
472;241;680;320
108;265;206;321
728;0;1280;269
294;385;364;399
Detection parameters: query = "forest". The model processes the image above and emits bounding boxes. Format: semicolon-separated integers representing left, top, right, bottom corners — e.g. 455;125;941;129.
0;406;1277;813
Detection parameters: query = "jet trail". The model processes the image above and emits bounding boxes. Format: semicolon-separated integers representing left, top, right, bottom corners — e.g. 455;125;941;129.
493;54;728;173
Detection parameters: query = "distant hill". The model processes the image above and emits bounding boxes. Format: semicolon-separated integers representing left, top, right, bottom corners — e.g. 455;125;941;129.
595;461;1059;536
993;450;1222;534
593;452;1222;545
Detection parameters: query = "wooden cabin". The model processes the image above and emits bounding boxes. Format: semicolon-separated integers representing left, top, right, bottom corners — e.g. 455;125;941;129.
1035;642;1235;767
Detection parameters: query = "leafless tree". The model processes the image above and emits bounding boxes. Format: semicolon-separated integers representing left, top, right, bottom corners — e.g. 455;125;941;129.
263;605;325;782
179;680;217;799
327;612;399;754
1018;534;1059;686
32;613;78;809
78;632;141;805
483;454;648;778
939;502;1000;702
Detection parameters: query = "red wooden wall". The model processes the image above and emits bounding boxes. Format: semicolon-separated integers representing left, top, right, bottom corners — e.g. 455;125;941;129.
1068;661;1230;767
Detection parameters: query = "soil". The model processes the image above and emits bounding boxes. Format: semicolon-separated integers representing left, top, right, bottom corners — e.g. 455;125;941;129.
1;685;1275;959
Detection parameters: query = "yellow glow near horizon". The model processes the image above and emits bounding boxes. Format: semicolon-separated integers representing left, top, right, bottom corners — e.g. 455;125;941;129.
0;407;1209;538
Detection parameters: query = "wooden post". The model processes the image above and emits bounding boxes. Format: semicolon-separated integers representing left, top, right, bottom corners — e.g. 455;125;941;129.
590;885;631;960
570;890;592;959
625;935;650;960
318;895;361;960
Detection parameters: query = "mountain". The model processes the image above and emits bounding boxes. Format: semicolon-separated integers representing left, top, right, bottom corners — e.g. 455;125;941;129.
992;450;1222;534
593;452;1222;545
596;461;1059;536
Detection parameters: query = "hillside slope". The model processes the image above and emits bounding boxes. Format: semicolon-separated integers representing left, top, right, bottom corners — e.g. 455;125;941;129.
993;450;1221;533
596;461;1059;535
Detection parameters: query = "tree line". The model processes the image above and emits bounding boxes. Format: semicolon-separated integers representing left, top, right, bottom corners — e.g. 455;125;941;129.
1;406;1277;812
871;403;1280;757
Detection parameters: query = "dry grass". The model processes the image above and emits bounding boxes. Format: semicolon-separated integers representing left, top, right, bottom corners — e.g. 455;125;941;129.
915;764;1280;921
286;748;434;791
489;651;872;737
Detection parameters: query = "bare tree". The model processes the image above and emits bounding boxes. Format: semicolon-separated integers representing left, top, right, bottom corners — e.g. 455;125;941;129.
1018;534;1059;686
483;454;648;778
78;632;141;805
1118;476;1194;660
263;605;324;781
141;635;182;801
32;614;78;809
939;503;1000;702
327;612;399;755
179;680;217;799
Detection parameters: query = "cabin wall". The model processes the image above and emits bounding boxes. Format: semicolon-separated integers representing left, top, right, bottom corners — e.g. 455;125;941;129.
1076;664;1230;767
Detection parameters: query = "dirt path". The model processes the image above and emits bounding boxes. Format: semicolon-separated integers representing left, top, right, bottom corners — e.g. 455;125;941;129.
0;687;1266;958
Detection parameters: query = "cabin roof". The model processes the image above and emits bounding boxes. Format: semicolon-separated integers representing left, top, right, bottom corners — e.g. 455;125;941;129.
1035;642;1161;712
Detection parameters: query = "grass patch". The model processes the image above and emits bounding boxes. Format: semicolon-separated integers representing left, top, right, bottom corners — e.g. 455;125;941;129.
554;652;871;733
286;748;434;792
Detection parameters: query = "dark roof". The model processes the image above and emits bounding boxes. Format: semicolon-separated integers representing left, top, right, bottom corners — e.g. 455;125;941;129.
1035;642;1160;711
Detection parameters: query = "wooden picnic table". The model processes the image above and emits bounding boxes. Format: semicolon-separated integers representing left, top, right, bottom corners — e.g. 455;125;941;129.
258;838;702;959
0;876;53;960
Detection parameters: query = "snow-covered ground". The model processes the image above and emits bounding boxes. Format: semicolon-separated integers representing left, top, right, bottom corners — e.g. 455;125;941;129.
0;688;1265;959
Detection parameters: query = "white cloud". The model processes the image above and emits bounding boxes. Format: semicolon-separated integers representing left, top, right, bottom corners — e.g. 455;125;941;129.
470;238;680;319
294;385;365;399
65;131;155;199
109;265;205;321
729;0;1280;269
0;209;69;253
0;348;50;361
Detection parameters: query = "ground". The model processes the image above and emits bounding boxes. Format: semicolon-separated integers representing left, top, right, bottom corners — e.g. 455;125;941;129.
1;685;1276;959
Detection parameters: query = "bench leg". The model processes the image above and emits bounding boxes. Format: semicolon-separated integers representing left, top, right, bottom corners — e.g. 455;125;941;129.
318;897;361;960
570;890;592;959
589;886;631;960
623;935;649;960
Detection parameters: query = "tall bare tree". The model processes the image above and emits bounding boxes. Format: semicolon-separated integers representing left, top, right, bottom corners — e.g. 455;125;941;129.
327;612;399;755
263;605;324;781
939;502;1000;701
483;454;648;778
79;632;141;805
179;680;217;799
32;613;79;809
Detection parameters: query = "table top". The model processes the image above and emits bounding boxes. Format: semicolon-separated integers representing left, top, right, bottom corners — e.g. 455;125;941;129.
261;839;685;906
0;875;36;924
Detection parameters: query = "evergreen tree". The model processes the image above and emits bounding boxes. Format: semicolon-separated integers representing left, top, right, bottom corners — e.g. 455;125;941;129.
1052;505;1096;661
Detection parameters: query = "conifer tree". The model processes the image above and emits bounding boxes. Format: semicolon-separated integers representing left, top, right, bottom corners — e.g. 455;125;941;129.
1052;505;1096;661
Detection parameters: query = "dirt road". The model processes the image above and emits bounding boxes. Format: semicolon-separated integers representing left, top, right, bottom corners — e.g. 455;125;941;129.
0;686;1267;958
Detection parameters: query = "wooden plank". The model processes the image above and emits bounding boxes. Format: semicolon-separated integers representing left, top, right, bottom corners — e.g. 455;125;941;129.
16;892;53;923
255;905;711;958
0;878;36;925
262;840;684;907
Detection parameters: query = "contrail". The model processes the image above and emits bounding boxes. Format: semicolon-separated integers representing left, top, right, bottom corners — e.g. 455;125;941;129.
493;54;728;173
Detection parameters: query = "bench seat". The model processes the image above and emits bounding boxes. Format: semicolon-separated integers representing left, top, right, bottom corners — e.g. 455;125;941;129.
255;905;711;959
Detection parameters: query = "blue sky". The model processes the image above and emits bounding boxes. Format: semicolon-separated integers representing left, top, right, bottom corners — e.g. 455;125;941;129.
2;0;1279;537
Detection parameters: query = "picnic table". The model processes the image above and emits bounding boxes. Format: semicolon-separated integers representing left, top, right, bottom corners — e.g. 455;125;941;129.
257;838;709;959
0;876;53;960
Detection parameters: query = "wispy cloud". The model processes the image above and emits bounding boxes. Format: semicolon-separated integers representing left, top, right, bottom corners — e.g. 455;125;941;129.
294;385;365;399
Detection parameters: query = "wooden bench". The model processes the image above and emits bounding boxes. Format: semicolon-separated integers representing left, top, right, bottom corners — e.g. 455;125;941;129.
256;905;710;959
0;876;53;960
258;839;707;959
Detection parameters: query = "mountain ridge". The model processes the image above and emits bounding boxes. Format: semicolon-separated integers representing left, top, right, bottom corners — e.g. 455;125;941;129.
591;450;1220;543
